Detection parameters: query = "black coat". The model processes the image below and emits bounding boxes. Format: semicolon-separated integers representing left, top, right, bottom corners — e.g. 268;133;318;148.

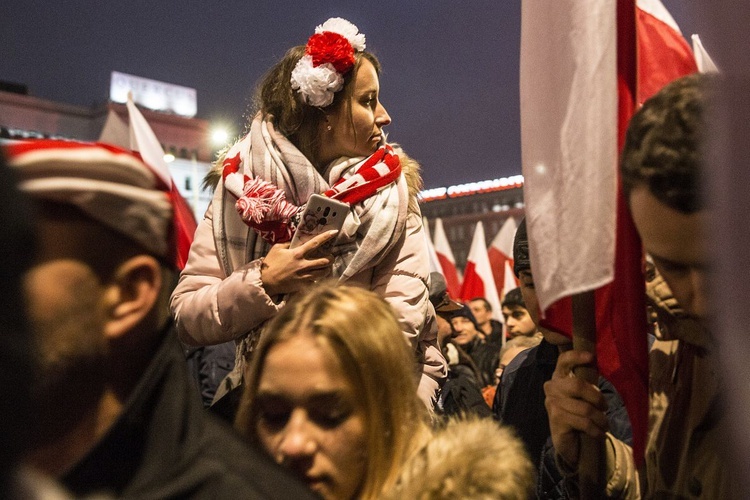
62;324;316;499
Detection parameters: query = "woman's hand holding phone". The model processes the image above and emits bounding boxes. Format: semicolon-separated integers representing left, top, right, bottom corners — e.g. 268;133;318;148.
260;230;338;296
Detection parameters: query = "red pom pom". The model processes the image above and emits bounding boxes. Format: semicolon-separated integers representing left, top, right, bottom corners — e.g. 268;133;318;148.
306;32;355;74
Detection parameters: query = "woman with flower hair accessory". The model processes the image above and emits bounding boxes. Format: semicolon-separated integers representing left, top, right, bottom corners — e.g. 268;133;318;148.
170;17;446;410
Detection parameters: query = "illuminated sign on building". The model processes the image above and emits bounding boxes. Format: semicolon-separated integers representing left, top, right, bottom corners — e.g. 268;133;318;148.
110;71;197;118
419;175;524;202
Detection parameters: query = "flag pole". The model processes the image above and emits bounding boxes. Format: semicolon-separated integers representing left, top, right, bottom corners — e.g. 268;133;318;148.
572;291;605;497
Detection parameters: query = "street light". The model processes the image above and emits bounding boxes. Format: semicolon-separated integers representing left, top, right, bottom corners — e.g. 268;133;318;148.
211;127;229;147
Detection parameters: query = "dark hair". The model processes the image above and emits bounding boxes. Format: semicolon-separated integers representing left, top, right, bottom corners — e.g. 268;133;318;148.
501;287;526;309
621;73;707;214
513;218;530;277
255;46;382;167
469;297;491;312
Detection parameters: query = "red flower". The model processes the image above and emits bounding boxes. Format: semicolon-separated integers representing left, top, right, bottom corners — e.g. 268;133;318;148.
306;32;355;74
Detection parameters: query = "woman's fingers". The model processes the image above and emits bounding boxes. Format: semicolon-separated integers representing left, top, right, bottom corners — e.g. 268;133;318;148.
294;230;338;256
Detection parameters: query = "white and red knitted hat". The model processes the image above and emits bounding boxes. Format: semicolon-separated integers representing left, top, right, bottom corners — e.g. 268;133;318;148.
4;139;179;265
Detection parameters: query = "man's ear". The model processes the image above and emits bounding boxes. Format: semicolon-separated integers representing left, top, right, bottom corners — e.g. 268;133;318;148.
102;255;163;339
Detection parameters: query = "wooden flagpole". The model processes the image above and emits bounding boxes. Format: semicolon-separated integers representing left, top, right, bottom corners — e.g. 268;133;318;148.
572;291;606;498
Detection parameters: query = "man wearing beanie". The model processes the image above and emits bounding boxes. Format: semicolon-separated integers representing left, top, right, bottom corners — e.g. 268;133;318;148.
5;140;314;499
450;305;500;389
428;273;491;418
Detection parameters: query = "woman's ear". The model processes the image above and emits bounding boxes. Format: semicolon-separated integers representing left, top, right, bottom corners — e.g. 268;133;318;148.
102;255;163;339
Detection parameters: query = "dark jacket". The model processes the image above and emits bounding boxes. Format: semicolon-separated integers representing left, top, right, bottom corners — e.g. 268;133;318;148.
498;340;632;499
184;341;236;407
461;337;501;388
61;324;315;499
438;341;492;418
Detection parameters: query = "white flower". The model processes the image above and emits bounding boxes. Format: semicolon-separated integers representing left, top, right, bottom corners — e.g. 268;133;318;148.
316;17;366;52
290;55;344;107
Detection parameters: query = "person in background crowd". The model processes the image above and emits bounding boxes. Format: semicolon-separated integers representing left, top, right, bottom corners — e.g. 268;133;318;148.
170;17;445;410
501;219;631;498
427;272;463;348
468;297;504;345
450;306;501;389
427;272;490;418
235;283;431;500
500;287;538;339
544;74;737;497
5;140;314;499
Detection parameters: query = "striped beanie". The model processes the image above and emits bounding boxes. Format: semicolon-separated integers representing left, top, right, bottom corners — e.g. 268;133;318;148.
4;139;175;263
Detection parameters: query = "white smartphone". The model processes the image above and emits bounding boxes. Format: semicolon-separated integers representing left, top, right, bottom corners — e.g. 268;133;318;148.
289;194;350;254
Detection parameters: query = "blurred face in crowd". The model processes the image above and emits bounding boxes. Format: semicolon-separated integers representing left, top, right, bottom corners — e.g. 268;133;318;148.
23;210;110;438
451;316;480;346
517;270;570;346
629;186;709;321
468;299;492;327
320;58;391;164
501;305;537;338
254;334;367;500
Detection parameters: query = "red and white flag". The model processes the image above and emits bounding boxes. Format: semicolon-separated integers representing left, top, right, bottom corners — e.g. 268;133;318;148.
125;95;198;270
691;34;719;73
423;216;444;276
520;0;696;463
488;217;519;301
501;260;518;300
433;218;462;299
460;222;502;321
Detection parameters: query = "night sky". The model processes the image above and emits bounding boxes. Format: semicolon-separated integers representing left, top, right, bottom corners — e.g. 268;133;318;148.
2;1;697;188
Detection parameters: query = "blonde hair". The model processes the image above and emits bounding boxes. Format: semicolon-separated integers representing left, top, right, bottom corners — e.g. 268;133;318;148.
235;282;430;499
383;417;535;500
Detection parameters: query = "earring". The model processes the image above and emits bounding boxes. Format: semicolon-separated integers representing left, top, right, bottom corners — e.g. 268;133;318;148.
326;124;332;131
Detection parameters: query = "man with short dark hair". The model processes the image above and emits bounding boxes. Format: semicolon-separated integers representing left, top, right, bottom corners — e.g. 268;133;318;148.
500;287;538;338
468;297;504;344
545;74;736;497
6;140;314;499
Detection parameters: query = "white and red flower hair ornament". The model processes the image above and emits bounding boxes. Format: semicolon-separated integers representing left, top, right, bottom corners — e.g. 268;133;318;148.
290;18;367;108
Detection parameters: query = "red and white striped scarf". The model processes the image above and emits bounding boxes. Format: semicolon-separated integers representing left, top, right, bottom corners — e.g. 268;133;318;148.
222;140;401;244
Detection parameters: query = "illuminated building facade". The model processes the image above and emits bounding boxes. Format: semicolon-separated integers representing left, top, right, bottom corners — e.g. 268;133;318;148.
419;176;525;269
0;75;216;218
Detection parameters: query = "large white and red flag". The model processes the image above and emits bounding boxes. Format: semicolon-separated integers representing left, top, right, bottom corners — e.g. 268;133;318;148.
432;218;462;299
460;222;502;321
520;0;696;463
488;217;519;301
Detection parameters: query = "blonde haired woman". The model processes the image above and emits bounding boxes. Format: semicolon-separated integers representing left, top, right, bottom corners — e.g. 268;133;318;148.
235;283;430;499
170;17;445;407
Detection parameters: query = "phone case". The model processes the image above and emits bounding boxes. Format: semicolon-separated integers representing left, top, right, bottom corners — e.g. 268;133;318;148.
289;194;350;252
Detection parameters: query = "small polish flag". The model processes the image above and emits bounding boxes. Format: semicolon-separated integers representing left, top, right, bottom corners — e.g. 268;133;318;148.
488;217;519;301
460;222;502;321
433;218;462;299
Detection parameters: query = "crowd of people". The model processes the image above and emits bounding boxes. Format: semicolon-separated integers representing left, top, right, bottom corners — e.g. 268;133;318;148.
0;14;738;500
